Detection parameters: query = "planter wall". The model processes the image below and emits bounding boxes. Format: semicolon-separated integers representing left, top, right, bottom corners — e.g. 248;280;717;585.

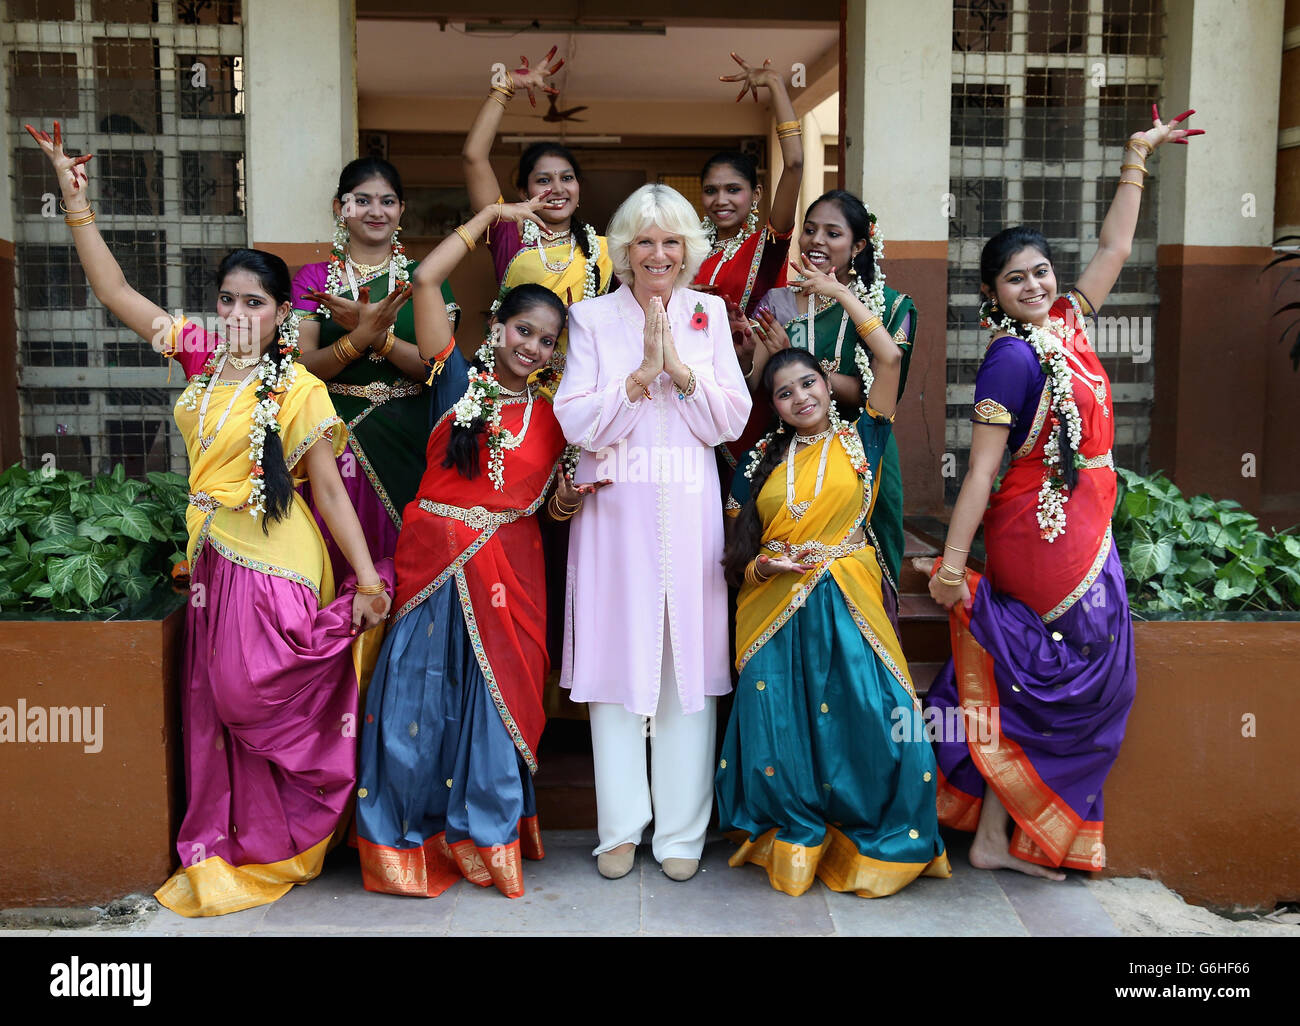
1102;620;1300;911
0;606;184;907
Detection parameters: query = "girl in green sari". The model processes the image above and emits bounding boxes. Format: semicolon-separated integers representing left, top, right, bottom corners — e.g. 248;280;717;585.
292;158;464;584
750;191;916;618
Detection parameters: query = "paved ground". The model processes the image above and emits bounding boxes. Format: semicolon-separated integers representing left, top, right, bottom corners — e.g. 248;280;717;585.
4;831;1296;937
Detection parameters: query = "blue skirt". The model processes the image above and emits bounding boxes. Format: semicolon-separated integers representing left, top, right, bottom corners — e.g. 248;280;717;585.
355;582;541;898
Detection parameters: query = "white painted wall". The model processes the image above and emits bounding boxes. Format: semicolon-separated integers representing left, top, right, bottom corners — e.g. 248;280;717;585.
244;0;357;245
1159;0;1285;247
845;0;951;242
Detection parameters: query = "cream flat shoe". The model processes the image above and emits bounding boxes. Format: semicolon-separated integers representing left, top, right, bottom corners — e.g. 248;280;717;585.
597;846;636;879
661;857;699;881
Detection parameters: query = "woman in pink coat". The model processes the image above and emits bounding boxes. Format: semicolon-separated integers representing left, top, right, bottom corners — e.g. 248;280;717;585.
553;184;751;882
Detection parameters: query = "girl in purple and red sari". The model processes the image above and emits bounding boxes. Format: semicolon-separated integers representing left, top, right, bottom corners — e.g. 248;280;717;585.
28;122;394;916
920;108;1202;878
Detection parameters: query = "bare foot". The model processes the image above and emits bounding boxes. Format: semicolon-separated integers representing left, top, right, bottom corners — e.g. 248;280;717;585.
969;835;1067;881
912;556;936;575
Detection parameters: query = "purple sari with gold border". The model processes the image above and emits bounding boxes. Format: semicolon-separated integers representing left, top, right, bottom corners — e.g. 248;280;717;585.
925;292;1137;870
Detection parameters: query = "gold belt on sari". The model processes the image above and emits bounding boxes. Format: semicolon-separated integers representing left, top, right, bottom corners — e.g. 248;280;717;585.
763;536;867;564
327;379;423;405
188;490;248;514
418;499;522;531
1079;450;1114;470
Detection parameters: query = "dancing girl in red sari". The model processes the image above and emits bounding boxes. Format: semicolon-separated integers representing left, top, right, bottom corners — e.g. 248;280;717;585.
920;108;1203;877
355;196;601;898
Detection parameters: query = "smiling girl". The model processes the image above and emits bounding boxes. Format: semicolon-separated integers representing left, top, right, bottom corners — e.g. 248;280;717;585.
717;325;949;896
462;48;614;367
291;158;463;588
354;196;602;899
921;107;1203;879
28;122;393;917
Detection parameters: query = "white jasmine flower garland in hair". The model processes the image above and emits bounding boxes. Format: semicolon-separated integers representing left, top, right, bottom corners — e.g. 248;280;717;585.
177;312;302;518
451;334;535;491
986;307;1084;543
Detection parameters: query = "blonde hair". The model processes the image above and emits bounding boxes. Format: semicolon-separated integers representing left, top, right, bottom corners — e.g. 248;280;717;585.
606;183;710;285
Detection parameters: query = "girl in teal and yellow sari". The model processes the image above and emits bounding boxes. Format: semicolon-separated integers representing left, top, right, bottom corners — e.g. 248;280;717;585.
751;191;916;618
718;314;949;896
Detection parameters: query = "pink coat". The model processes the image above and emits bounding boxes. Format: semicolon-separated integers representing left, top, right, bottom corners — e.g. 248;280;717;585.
553;284;752;716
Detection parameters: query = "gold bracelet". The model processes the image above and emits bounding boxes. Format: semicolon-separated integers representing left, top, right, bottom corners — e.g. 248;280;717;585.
64;209;96;227
374;330;397;359
1120;162;1148;176
59;200;91;215
936;573;965;587
334;335;360;363
1117;179;1145;191
355;581;387;595
629;372;652;401
939;561;967;578
454;224;477;251
488;92;508;109
944;544;970;554
776;129;802;140
856;315;883;341
775;120;800;133
548;495;580;521
1127;138;1153;159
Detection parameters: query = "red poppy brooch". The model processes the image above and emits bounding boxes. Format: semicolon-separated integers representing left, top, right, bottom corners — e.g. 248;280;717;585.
690;302;709;330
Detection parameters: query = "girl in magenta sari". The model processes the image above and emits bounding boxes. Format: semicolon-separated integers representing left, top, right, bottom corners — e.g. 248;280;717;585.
28;122;393;916
921;109;1202;878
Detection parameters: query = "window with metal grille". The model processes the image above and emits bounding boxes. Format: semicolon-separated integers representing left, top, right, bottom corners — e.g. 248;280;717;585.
4;0;245;479
947;0;1162;503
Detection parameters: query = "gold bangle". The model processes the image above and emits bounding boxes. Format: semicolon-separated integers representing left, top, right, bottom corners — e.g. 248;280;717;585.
64;210;96;227
374;330;397;359
1120;162;1148;175
355;581;387;595
59;200;91;215
548;495;580;521
1117;179;1145;191
856;316;883;341
936;573;965;587
775;120;800;133
1127;138;1153;158
334;334;360;363
454;224;477;251
944;544;970;554
488;91;508;109
939;561;967;579
776;129;802;140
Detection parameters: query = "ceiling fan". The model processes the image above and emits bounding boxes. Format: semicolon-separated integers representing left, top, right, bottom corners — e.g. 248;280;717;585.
537;95;589;123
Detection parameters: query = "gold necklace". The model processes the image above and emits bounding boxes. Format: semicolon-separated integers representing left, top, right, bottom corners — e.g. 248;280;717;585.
347;253;389;276
785;426;834;520
227;352;262;370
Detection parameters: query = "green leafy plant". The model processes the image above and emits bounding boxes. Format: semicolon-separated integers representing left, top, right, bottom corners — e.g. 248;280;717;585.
1113;467;1300;615
0;463;189;618
1266;233;1300;370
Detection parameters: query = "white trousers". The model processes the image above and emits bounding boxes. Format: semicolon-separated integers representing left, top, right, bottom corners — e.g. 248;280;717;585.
588;614;717;863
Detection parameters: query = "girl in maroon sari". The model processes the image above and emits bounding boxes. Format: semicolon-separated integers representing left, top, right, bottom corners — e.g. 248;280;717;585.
921;108;1203;878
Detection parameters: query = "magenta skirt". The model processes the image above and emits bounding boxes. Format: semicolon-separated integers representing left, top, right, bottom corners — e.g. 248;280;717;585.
156;548;385;916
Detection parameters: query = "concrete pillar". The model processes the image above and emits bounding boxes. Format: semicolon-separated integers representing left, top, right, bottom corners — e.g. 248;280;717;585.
244;0;357;268
0;56;19;468
843;0;952;514
1151;0;1286;522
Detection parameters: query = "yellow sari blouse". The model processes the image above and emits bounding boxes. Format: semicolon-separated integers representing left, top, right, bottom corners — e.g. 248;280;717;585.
172;327;347;601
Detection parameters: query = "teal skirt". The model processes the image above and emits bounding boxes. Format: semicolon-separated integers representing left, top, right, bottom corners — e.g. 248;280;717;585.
716;574;950;896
